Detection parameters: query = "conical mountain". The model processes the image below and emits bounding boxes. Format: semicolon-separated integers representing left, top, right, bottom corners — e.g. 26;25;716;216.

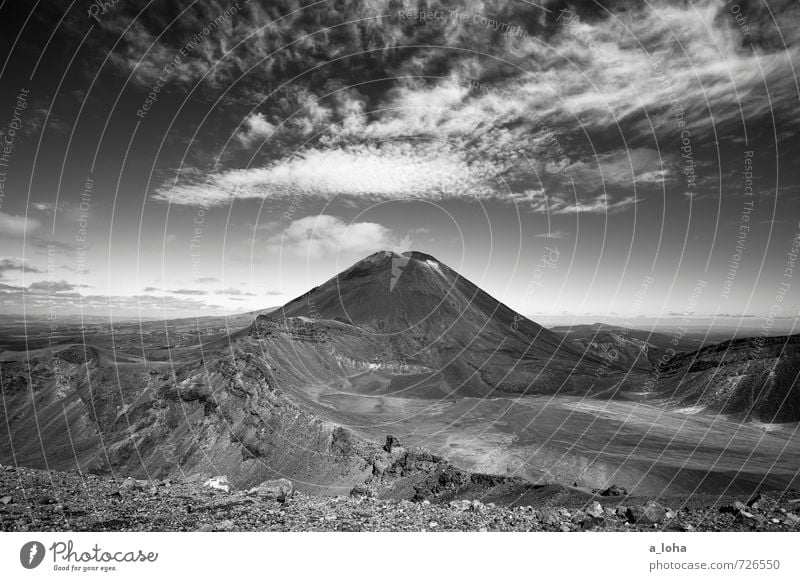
264;251;614;395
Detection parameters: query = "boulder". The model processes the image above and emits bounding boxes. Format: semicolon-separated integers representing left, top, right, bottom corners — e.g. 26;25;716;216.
599;484;628;497
372;458;390;476
582;515;608;529
586;501;604;518
720;501;748;515
448;499;471;512
734;510;756;522
203;476;231;493
627;501;668;525
119;477;150;493
350;485;373;498
746;493;763;508
540;510;560;526
247;478;293;501
383;435;402;453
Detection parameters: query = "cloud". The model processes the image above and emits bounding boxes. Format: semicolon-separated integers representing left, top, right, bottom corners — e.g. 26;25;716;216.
214;288;257;296
27;280;79;292
170;289;208;296
59;0;800;214
30;202;64;214
0;212;41;237
531;230;570;239
271;215;395;259
153;142;497;206
0;282;23;291
0;258;42;278
234;113;275;147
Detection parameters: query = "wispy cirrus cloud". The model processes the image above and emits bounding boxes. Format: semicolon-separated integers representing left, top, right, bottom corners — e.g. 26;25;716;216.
81;0;799;213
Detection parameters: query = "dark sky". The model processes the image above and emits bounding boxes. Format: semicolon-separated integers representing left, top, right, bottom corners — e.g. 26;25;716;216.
0;0;799;330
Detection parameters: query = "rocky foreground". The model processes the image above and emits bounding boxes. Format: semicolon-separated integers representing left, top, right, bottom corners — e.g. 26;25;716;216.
2;464;800;532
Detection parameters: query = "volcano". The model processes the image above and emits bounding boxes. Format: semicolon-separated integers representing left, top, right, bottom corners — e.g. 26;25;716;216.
262;250;618;396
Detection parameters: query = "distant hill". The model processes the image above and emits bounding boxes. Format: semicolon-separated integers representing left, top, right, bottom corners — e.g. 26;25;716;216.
550;323;699;372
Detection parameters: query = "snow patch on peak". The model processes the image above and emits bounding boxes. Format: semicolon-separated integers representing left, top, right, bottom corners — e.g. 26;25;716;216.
425;259;443;274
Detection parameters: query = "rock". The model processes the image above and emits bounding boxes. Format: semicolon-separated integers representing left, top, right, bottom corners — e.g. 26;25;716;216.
746;493;763;508
720;501;748;515
383;435;402;453
449;500;471;512
203;476;231;493
195;523;213;532
586;501;604;518
217;519;235;531
785;513;800;524
582;515;607;529
627;501;668;525
570;510;586;524
372;458;390;476
582;502;607;528
349;485;372;499
247;478;293;501
119;478;149;494
0;496;12;505
599;484;628;497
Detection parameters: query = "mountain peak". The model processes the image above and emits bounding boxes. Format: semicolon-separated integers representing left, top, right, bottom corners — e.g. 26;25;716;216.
361;249;442;262
400;250;439;262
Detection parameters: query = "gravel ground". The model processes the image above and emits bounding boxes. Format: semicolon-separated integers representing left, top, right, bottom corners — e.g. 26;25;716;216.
3;465;800;532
